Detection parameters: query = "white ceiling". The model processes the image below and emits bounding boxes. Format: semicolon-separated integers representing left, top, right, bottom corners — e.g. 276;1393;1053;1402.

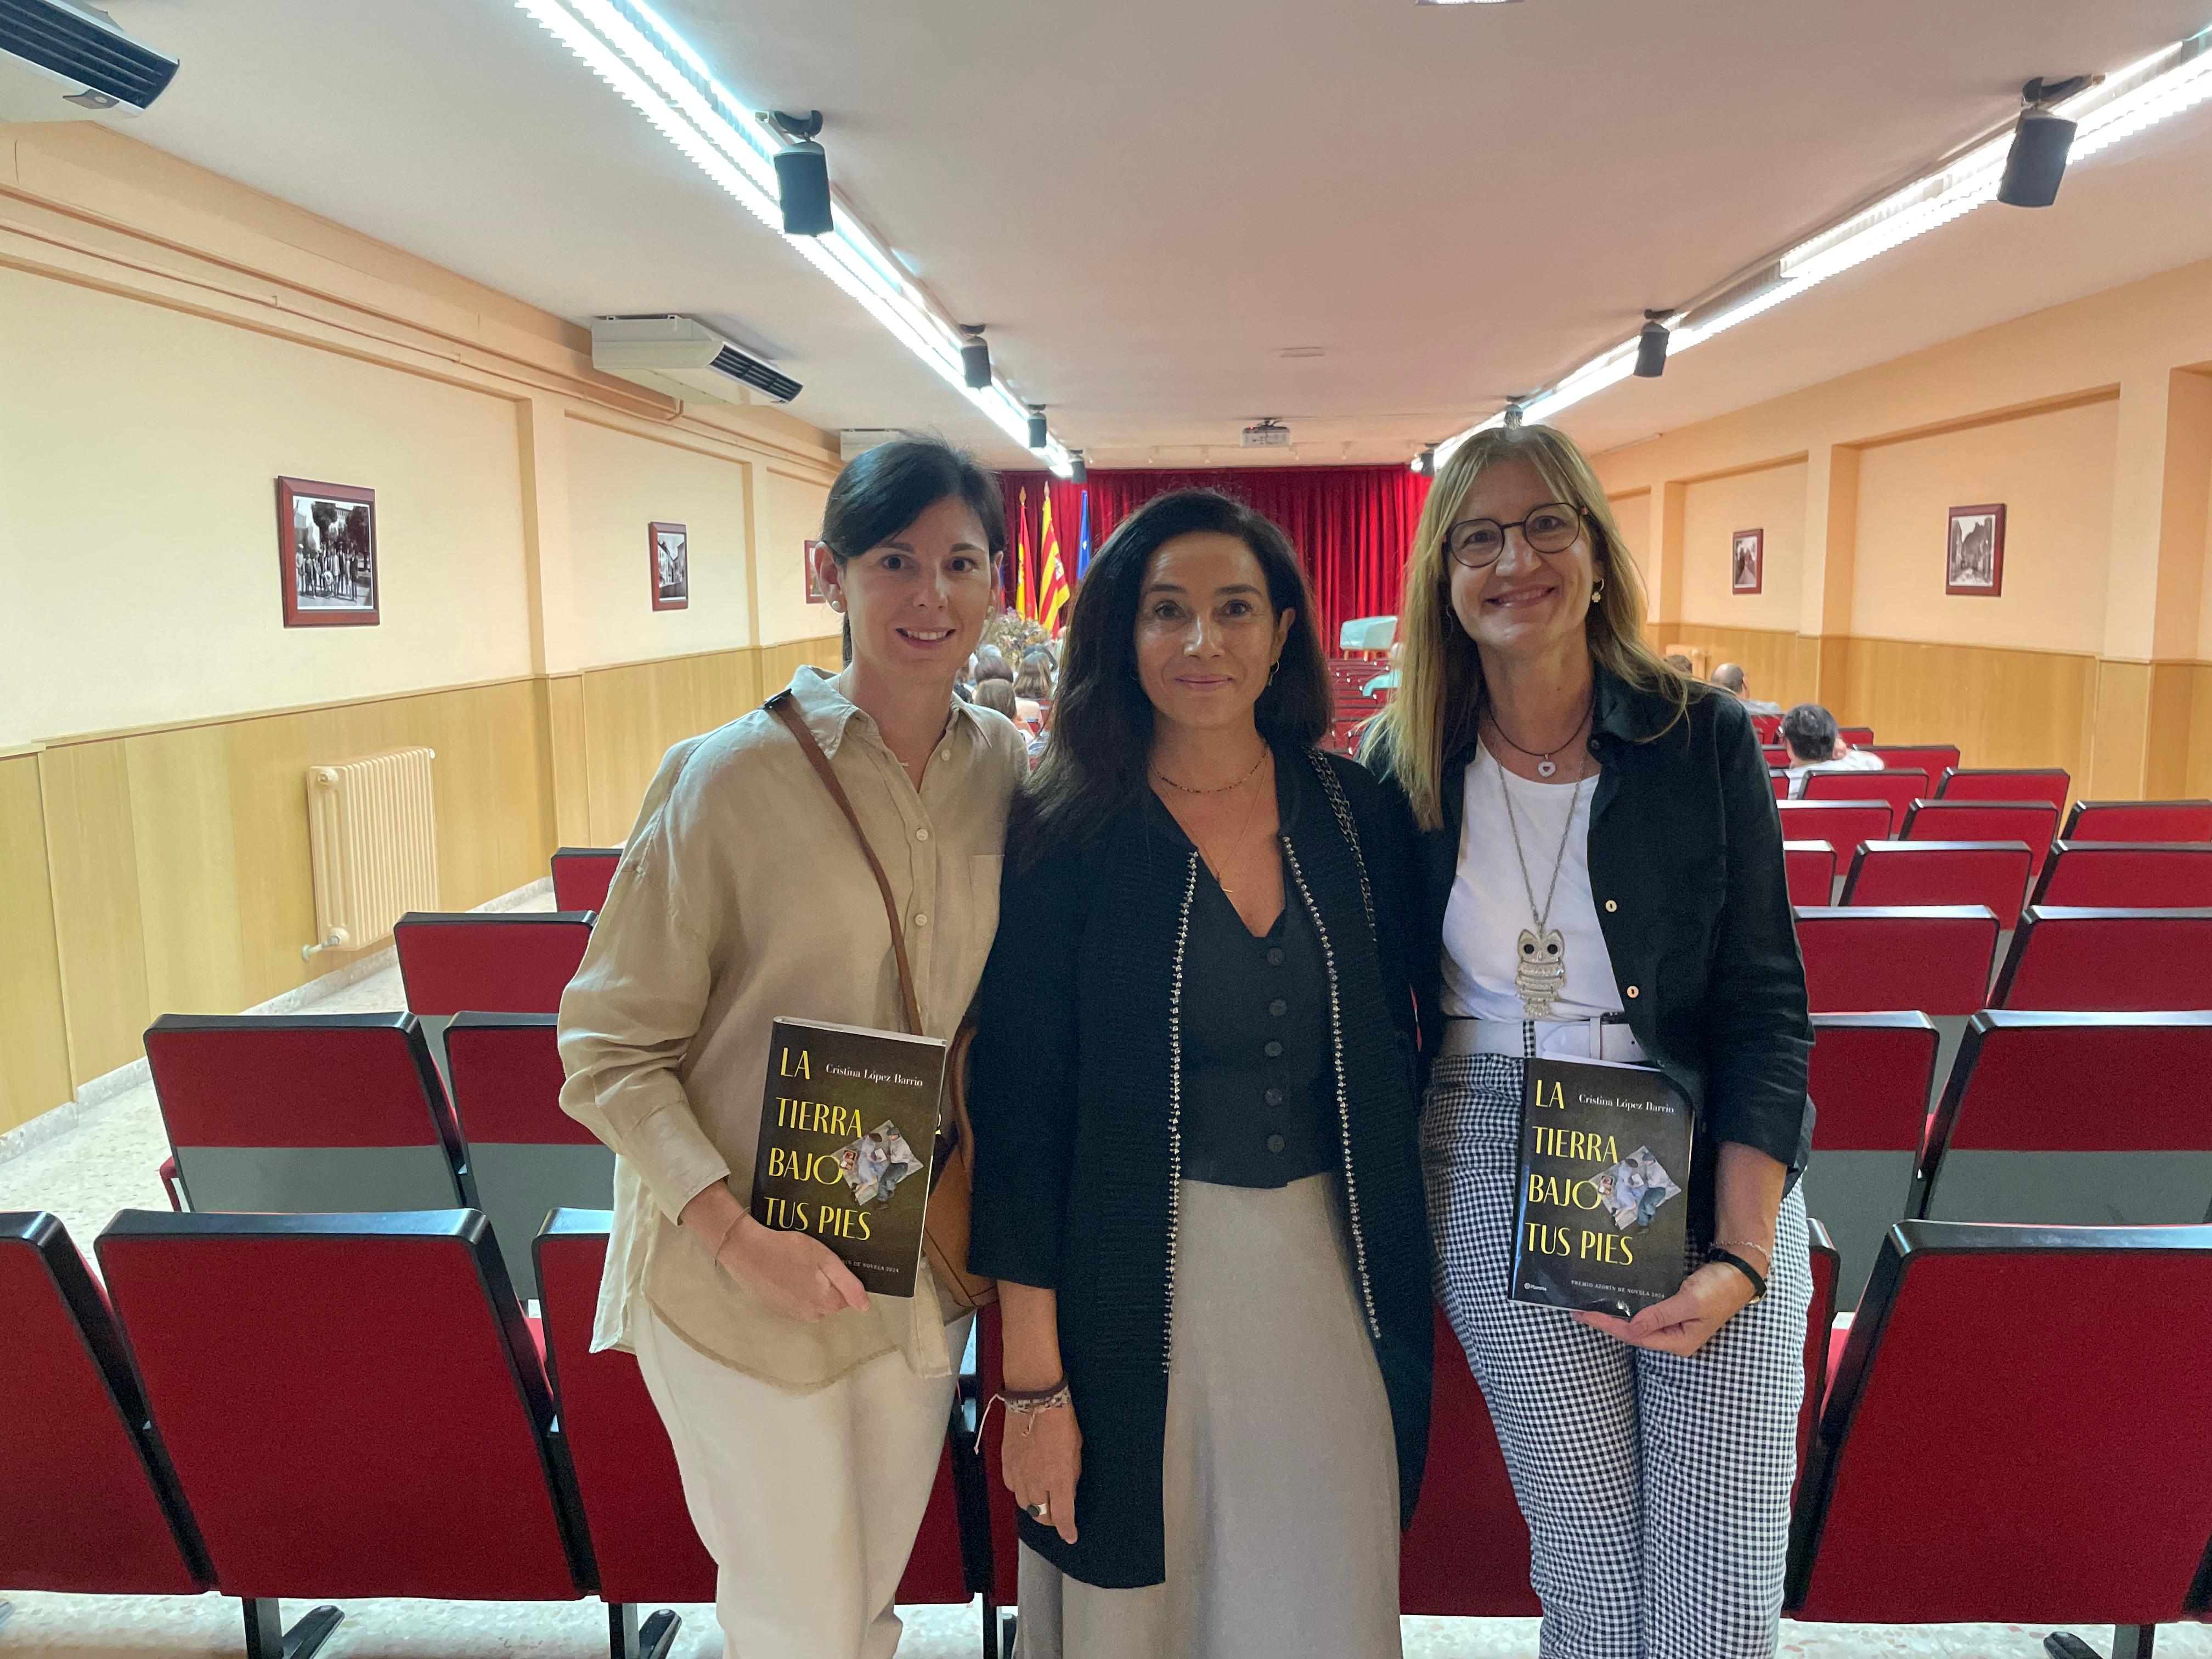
68;0;2212;467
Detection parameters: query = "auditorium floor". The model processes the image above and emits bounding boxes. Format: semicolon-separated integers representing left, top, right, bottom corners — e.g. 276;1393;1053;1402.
4;902;2208;1659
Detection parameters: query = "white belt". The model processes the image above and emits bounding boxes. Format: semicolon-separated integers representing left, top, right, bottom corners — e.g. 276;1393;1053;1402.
1441;1016;1647;1064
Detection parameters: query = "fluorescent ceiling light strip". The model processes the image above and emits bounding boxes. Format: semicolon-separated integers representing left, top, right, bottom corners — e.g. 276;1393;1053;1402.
516;0;1073;475
1435;22;2212;462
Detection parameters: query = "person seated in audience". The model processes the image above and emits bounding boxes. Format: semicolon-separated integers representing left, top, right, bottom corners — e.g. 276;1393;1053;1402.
975;644;1015;686
974;674;1026;732
1013;650;1053;729
1712;662;1782;716
1663;651;1695;674
557;435;1028;1659
1781;702;1883;797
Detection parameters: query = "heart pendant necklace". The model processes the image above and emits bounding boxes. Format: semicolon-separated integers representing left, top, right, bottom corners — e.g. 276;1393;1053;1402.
1486;693;1594;778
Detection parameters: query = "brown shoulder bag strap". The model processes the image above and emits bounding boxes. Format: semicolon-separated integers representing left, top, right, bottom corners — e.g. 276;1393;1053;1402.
766;692;923;1037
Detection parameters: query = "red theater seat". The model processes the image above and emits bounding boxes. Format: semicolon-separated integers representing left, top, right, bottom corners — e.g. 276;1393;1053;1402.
394;910;595;1015
447;1014;612;1300
97;1210;596;1656
1786;1220;2212;1649
1840;840;2033;929
2032;840;2212;909
1916;1012;2212;1228
1802;769;1927;834
535;1211;713;1655
1775;800;1891;863
1771;770;1790;802
0;1212;210;1598
1862;744;1960;782
552;847;622;913
144;1013;471;1218
1763;744;1790;769
1937;766;2069;810
1900;798;2060;878
1751;713;1781;743
1784;841;1835;906
1994;907;2212;1012
1836;726;1874;747
1798;1218;1841;1499
1792;906;1999;1016
1400;1306;1540;1616
1801;1013;1939;1307
2061;798;2212;844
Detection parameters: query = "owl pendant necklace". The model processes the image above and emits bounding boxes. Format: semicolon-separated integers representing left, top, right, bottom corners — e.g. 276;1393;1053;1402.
1494;744;1589;1020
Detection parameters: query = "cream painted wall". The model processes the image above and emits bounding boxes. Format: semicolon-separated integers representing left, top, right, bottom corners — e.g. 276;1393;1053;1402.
1680;462;1806;630
757;467;834;646
1852;398;2117;654
563;415;756;665
0;267;530;747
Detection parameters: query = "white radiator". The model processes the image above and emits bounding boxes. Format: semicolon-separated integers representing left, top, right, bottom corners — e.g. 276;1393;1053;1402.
302;747;438;960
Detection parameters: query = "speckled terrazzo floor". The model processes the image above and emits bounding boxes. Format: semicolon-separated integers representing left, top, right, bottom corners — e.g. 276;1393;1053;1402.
5;890;2209;1659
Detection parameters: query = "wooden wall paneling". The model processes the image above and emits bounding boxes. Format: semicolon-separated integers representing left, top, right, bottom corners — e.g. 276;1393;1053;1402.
2145;661;2198;798
1654;624;1807;708
543;673;591;847
37;740;151;1085
2087;659;2154;800
580;648;762;845
125;724;247;1017
2183;663;2212;798
409;680;554;911
0;753;75;1132
1837;637;2095;776
759;635;842;690
223;701;343;1007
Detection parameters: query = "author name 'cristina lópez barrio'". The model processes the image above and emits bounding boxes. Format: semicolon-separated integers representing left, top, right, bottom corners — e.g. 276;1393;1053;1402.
1511;1054;1695;1321
748;1016;949;1300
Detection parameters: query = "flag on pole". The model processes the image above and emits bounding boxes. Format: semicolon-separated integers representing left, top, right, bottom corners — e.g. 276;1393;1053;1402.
1014;484;1035;619
1076;488;1092;580
1038;490;1070;635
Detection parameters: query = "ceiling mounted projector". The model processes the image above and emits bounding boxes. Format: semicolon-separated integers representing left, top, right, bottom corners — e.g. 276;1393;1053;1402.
1242;419;1291;449
0;0;178;119
589;315;802;405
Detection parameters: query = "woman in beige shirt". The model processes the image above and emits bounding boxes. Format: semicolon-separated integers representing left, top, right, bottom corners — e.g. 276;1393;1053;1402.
558;435;1029;1659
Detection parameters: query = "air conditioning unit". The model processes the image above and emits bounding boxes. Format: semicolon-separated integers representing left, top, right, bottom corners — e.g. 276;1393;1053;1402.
589;315;803;405
1242;419;1291;449
0;0;178;119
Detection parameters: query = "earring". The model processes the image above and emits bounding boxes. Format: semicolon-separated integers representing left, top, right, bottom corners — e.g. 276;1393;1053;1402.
828;597;844;613
1268;659;1282;684
1589;580;1605;607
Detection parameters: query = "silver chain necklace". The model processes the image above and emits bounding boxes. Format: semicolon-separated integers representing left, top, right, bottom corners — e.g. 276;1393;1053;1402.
1493;750;1588;1020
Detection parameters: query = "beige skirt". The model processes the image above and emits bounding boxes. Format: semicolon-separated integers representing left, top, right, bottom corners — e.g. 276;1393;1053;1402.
1015;1173;1402;1659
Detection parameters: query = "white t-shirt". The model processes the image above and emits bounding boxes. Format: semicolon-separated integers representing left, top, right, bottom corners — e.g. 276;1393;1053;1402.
1785;748;1884;798
1441;744;1624;1022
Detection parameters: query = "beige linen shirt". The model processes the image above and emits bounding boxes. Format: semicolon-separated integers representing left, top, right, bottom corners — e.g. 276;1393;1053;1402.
557;667;1028;1391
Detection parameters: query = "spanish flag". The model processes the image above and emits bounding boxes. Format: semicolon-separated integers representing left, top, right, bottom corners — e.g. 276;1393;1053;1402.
1038;490;1071;635
1014;485;1035;619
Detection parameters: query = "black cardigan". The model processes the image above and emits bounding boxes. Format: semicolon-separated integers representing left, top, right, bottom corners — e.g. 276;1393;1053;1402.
1372;669;1815;1238
966;745;1433;1590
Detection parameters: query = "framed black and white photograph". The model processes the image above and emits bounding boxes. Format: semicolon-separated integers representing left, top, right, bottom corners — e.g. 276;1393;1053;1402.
1731;528;1763;595
1946;504;2005;596
277;478;377;628
650;521;689;611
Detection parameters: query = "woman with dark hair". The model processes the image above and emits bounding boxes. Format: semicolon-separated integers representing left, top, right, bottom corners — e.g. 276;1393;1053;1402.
558;434;1028;1658
1369;422;1813;1656
966;489;1432;1657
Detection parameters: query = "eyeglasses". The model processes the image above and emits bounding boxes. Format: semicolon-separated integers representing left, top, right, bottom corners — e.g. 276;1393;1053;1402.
1444;503;1587;568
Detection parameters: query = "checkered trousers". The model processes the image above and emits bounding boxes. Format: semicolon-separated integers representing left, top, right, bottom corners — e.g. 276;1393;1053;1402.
1422;1052;1811;1659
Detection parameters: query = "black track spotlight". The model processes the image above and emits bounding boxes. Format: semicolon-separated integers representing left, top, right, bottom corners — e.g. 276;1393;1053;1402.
1069;450;1087;484
958;325;992;390
1634;310;1672;378
1997;77;2093;208
1028;405;1048;449
765;110;832;236
1412;445;1436;477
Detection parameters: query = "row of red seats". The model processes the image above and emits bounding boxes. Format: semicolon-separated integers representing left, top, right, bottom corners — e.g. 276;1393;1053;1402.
0;1206;1000;1659
15;1204;2206;1656
1782;838;2212;924
1751;714;1877;748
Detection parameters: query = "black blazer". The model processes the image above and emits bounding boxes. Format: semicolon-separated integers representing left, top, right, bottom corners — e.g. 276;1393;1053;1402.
966;744;1432;1590
1373;670;1815;1223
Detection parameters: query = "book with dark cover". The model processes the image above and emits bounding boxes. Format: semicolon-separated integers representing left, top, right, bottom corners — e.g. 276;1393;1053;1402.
750;1017;949;1299
1510;1056;1695;1320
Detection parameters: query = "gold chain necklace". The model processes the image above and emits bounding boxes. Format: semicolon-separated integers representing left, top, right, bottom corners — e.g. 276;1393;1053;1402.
1156;752;1271;899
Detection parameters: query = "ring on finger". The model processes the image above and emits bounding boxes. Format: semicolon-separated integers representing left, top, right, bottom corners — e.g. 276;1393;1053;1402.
1024;1499;1051;1522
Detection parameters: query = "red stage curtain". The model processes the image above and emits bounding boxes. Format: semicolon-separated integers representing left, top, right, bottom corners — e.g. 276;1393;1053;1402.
998;466;1430;650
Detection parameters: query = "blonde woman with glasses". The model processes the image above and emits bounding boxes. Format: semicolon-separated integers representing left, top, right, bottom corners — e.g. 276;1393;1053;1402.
1367;422;1814;1658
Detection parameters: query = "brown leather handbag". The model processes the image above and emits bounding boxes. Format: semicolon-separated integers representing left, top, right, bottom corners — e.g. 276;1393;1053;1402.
767;693;997;1311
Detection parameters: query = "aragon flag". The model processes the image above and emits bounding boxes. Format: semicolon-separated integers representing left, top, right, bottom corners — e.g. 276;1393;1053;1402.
1037;489;1070;634
1014;484;1035;619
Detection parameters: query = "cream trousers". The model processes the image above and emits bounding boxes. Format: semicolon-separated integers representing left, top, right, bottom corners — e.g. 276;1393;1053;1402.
633;1304;969;1659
